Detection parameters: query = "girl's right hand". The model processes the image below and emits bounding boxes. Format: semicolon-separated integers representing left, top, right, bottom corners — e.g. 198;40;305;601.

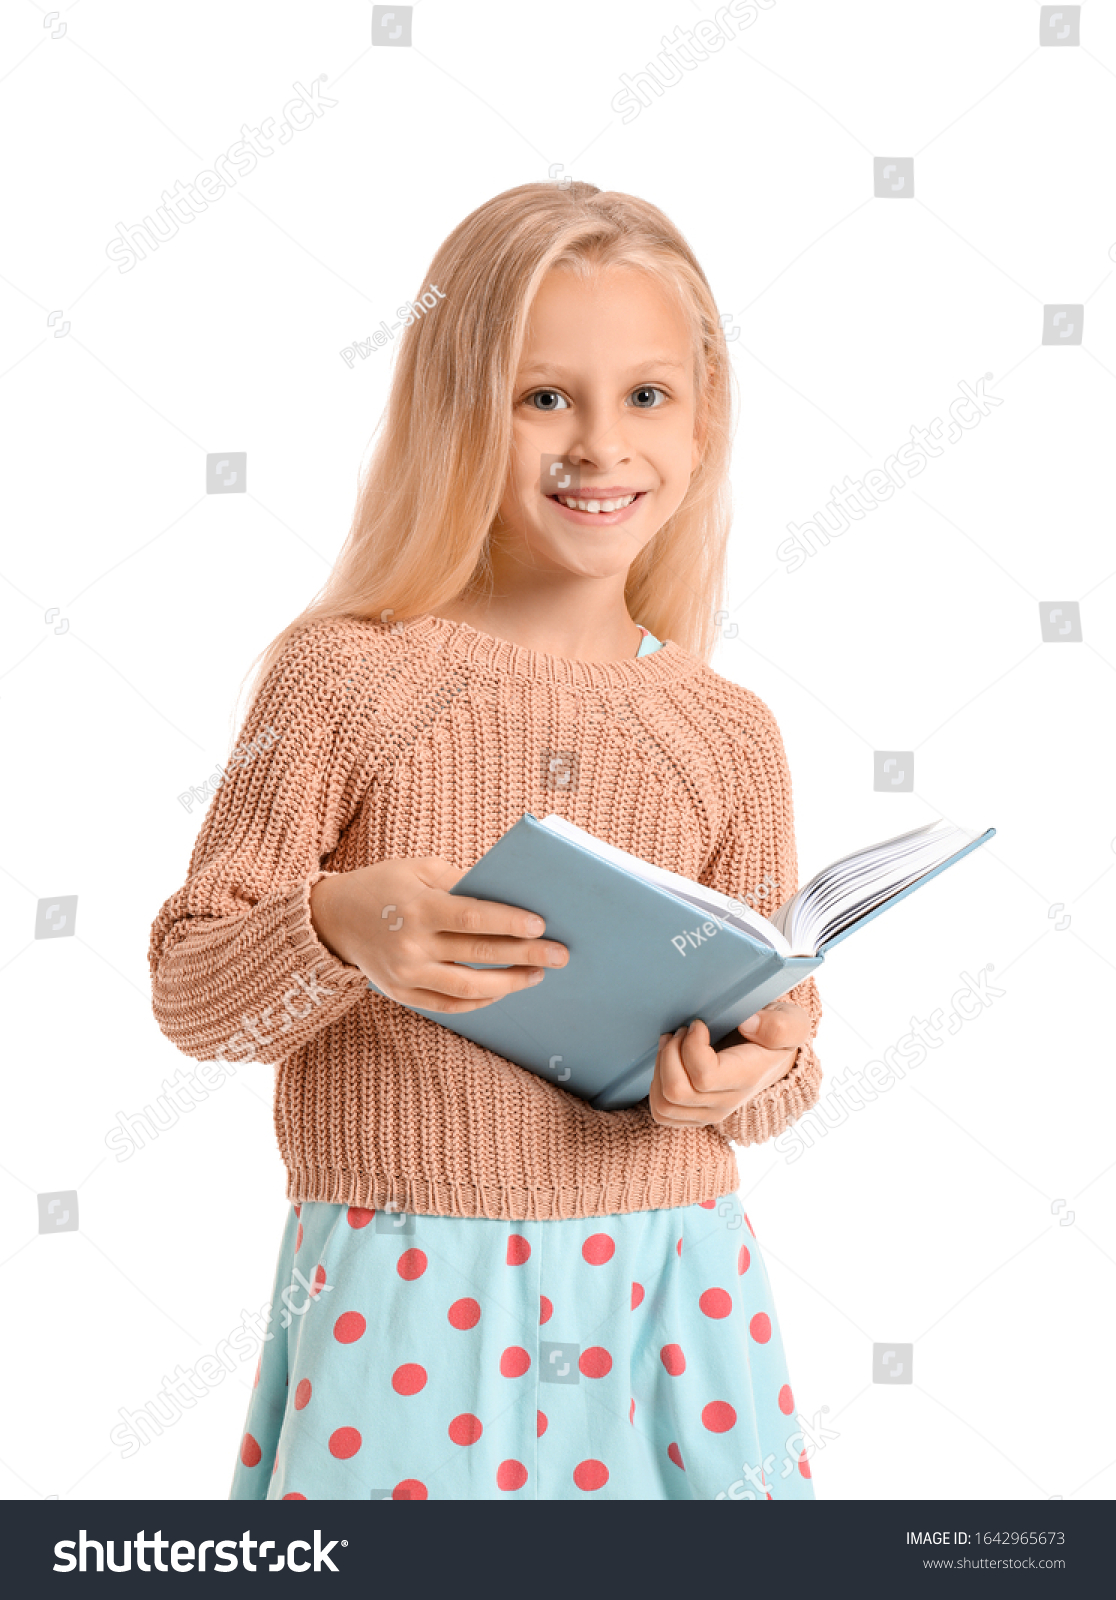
308;857;569;1011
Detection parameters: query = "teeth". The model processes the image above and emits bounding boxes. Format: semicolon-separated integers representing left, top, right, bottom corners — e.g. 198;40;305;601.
556;494;638;513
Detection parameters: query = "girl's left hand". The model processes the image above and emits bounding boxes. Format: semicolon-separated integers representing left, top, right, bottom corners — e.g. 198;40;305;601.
647;1002;812;1128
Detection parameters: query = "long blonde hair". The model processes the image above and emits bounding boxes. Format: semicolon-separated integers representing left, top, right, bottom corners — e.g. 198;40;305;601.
236;181;734;725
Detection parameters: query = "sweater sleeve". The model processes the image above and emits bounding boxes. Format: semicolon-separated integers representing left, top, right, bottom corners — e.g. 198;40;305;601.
147;622;380;1066
698;689;823;1147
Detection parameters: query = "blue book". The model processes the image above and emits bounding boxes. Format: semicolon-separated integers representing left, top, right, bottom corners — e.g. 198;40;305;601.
367;814;995;1110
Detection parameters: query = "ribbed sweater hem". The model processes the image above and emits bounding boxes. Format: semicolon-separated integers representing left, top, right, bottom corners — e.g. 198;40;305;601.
284;1151;742;1223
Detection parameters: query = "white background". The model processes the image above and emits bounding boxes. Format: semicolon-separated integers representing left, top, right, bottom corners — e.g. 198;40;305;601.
1;0;1113;1502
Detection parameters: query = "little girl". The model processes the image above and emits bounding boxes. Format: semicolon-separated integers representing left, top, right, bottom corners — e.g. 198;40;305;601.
148;181;824;1502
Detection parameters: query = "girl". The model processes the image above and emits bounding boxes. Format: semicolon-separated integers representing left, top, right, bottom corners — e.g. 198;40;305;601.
148;181;824;1502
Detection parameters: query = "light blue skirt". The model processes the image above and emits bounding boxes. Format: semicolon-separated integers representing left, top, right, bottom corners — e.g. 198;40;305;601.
229;1192;816;1501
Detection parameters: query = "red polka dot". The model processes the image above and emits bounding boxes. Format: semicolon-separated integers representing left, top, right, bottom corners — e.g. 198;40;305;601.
393;1480;428;1500
240;1432;261;1468
496;1459;528;1492
310;1263;327;1297
573;1459;609;1492
391;1363;428;1396
397;1248;427;1280
744;1212;756;1237
295;1223;303;1252
698;1198;716;1209
582;1233;615;1265
253;1355;260;1388
333;1311;366;1344
699;1287;733;1319
329;1427;361;1459
537;1410;548;1437
660;1344;686;1376
737;1243;751;1275
778;1384;795;1415
701;1400;737;1433
294;1378;312;1410
346;1206;374;1229
631;1281;645;1309
293;1204;301;1217
578;1346;612;1379
506;1234;531;1265
449;1413;483;1446
539;1294;553;1325
799;1451;812;1479
749;1312;772;1344
667;1442;685;1470
629;1397;635;1425
282;1492;306;1499
676;1236;682;1256
272;1459;277;1475
500;1346;531;1378
448;1297;481;1330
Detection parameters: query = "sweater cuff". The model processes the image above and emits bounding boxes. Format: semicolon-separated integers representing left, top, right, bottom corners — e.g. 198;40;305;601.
718;1039;822;1147
284;870;368;989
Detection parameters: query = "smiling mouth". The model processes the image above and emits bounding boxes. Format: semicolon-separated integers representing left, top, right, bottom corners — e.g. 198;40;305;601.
547;492;643;514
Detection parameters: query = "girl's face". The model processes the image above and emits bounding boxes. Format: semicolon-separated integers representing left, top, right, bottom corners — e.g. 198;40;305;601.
494;264;704;581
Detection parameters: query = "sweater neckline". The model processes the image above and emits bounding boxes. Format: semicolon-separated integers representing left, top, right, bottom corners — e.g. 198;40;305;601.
399;612;700;690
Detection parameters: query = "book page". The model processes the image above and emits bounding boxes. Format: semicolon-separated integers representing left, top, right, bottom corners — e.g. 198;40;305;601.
770;820;980;952
537;814;790;954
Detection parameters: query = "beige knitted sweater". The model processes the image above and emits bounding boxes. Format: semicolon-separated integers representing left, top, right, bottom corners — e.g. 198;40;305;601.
148;614;823;1220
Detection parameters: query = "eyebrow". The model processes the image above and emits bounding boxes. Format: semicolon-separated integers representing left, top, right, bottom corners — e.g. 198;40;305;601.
518;357;689;377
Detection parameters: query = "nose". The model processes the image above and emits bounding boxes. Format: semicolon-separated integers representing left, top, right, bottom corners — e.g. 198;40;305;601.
565;398;632;471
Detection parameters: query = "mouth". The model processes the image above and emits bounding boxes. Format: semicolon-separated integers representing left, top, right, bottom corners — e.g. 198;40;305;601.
545;490;647;523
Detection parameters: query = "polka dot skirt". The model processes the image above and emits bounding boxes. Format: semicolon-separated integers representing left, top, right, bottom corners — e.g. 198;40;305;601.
228;1192;815;1501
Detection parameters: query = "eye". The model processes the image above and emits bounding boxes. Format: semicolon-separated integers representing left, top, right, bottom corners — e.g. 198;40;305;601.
628;385;667;409
525;388;569;411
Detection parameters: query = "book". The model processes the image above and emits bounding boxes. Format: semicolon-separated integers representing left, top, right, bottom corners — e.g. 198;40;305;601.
366;813;995;1110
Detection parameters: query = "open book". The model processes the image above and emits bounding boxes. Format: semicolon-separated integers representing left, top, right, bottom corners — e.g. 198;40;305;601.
367;812;995;1110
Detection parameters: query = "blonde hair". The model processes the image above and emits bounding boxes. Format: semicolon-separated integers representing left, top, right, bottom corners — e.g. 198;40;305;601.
236;181;734;724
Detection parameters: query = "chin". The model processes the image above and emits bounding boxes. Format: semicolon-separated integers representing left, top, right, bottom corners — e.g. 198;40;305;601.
545;546;637;580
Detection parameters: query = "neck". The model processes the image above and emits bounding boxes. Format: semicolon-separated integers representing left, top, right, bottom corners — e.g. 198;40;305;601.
432;575;643;664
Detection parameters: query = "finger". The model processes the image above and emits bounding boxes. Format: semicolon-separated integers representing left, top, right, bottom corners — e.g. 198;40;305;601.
440;892;554;943
653;1024;786;1122
649;1046;710;1127
434;930;568;972
656;1023;736;1110
388;963;552;1012
650;1069;740;1125
734;1001;811;1053
654;1025;703;1108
